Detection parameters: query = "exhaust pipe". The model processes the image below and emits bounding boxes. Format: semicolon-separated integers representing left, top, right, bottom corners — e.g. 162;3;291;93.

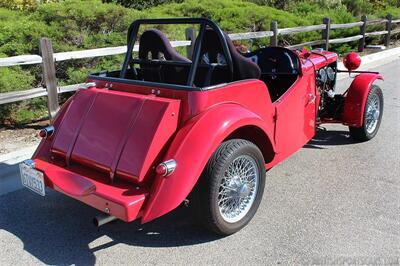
93;214;117;227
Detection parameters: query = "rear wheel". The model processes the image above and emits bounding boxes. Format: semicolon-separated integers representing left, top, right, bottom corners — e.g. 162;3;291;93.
196;139;265;235
349;85;383;141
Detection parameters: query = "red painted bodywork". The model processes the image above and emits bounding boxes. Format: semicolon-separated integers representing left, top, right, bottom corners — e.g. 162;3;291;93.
34;159;147;221
342;73;383;127
31;49;382;224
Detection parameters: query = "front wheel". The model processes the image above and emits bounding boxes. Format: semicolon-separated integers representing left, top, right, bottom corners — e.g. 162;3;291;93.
349;85;383;141
196;139;266;235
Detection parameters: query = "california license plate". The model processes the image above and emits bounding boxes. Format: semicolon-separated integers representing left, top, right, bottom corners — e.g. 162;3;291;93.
19;163;45;196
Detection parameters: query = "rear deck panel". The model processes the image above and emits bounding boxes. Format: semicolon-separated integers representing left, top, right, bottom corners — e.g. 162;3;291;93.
49;88;180;183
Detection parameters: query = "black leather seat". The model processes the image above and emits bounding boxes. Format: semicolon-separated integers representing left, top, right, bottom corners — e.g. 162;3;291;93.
198;29;261;85
138;29;190;84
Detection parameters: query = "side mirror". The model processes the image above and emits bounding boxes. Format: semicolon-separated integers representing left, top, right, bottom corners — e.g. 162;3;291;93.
343;52;361;72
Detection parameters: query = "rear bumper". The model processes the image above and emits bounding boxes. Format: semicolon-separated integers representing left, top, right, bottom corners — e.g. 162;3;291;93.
33;159;148;222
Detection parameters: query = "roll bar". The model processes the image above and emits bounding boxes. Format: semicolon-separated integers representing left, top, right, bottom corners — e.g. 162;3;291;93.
120;18;234;87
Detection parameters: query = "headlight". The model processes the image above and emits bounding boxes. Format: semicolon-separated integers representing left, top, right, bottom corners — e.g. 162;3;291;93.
318;68;327;83
326;67;335;81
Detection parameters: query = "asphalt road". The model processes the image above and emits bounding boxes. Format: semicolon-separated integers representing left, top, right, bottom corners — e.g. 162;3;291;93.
0;60;399;265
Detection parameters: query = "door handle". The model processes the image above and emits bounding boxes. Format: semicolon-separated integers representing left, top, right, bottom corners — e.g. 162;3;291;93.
307;93;316;105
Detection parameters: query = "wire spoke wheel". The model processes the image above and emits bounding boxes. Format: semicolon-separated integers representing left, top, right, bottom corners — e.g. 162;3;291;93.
365;93;380;134
349;85;383;142
218;155;259;223
196;139;265;235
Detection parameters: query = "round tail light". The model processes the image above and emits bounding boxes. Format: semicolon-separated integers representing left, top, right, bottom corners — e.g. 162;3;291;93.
155;159;177;176
39;126;55;139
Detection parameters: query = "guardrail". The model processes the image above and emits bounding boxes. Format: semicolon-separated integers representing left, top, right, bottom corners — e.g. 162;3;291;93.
0;14;399;119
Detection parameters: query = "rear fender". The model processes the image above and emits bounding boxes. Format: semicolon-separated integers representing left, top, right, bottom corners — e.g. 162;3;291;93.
141;103;275;223
342;73;383;127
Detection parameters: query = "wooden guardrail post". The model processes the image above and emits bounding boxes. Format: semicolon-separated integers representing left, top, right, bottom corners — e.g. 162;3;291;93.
40;38;59;121
322;17;331;51
358;15;367;52
385;14;392;48
185;27;196;60
270;21;278;46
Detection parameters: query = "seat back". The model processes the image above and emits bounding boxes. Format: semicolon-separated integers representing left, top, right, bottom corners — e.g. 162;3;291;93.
198;29;261;84
139;29;190;62
138;29;190;84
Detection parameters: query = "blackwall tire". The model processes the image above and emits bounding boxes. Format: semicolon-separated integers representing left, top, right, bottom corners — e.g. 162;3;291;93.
196;139;266;235
349;85;383;141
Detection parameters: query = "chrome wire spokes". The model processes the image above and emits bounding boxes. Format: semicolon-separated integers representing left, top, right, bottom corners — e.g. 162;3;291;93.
218;155;259;223
365;94;380;134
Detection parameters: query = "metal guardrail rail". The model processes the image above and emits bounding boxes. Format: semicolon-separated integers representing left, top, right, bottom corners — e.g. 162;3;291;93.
0;14;399;119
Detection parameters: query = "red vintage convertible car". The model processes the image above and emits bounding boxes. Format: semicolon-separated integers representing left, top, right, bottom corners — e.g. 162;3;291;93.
20;18;383;235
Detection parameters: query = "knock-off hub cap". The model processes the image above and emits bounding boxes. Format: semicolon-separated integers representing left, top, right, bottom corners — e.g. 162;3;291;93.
238;184;251;198
227;178;251;198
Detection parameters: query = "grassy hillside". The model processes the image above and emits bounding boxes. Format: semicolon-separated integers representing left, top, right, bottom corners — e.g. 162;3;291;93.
0;0;398;124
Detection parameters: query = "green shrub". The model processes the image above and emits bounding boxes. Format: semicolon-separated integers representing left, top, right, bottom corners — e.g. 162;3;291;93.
0;0;55;11
150;0;308;31
0;9;50;55
246;0;291;9
0;67;35;93
0;97;48;125
375;6;400;19
103;0;183;10
34;0;142;50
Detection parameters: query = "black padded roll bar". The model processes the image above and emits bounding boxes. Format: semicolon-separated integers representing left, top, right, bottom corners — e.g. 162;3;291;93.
120;18;234;87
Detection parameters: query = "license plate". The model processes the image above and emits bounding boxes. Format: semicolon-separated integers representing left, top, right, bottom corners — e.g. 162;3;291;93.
19;162;45;196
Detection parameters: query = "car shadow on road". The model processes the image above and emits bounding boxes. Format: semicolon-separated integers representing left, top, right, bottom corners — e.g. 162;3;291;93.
304;128;356;149
0;188;220;265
